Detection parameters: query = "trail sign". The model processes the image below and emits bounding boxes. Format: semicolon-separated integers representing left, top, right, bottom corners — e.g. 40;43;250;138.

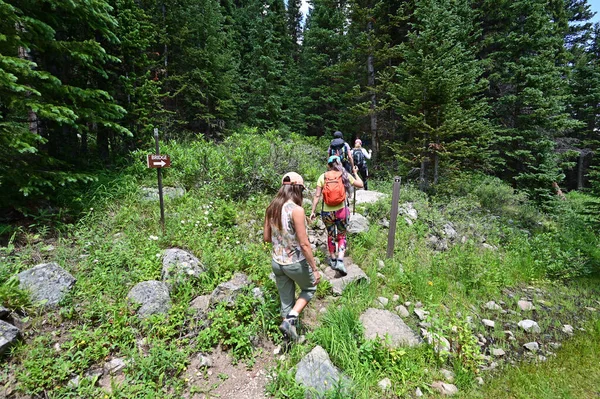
147;154;171;168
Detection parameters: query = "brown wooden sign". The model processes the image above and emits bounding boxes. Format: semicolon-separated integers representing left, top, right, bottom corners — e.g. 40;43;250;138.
147;154;171;168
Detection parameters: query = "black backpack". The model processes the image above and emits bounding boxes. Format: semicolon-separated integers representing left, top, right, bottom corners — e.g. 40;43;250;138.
353;149;366;168
329;138;348;161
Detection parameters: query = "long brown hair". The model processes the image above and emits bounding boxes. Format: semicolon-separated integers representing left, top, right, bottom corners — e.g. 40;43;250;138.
266;185;304;230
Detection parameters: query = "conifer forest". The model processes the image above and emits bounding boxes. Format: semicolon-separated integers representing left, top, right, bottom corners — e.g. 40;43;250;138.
2;0;600;209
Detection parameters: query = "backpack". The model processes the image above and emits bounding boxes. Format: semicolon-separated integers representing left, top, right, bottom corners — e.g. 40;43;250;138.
329;138;348;161
322;171;346;206
353;149;366;168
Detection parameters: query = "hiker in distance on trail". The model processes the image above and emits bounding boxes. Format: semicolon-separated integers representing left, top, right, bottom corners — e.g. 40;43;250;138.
310;156;364;276
264;172;321;342
328;130;354;174
352;138;372;190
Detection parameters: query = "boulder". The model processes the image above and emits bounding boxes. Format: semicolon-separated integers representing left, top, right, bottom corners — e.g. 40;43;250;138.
0;320;21;354
431;381;458;396
127;280;172;318
17;263;76;307
321;261;369;296
399;203;418;220
517;300;534;311
161;248;205;288
395;305;409;318
347;213;369;234
209;272;250;307
518;319;541;333
189;295;211;318
295;346;350;398
360;308;421;348
354;190;386;204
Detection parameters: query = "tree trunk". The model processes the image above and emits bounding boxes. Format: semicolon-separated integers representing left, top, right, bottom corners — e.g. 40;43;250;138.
433;150;439;185
367;20;378;159
577;151;584;190
16;23;39;135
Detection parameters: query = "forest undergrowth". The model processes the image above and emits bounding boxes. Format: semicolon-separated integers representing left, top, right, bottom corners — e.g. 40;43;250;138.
1;132;600;398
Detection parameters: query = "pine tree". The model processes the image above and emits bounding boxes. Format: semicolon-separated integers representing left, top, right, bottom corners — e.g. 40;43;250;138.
477;0;578;203
0;0;128;206
391;0;491;189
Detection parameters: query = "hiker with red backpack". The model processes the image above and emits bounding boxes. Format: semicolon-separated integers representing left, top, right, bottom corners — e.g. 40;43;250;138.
309;156;364;276
328;131;354;174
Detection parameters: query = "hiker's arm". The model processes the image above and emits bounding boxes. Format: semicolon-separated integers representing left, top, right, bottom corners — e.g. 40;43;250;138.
364;148;372;160
348;144;355;168
292;206;320;284
310;186;322;221
351;166;364;188
263;215;272;243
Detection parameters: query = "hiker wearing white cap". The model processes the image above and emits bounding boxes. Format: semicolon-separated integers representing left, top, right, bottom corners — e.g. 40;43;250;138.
264;172;320;341
310;156;363;276
352;138;372;190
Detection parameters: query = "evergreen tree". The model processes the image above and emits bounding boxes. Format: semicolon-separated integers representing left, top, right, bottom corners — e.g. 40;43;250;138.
477;0;578;203
299;0;355;136
391;0;490;189
0;0;127;207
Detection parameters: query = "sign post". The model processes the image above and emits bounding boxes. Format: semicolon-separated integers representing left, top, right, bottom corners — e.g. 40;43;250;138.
386;176;401;258
154;128;165;232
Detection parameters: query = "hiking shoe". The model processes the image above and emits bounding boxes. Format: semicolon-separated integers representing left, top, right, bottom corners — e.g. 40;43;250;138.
336;259;348;277
279;316;299;341
329;258;339;271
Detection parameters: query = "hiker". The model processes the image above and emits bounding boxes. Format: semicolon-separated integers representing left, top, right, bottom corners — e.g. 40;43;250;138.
352;139;372;190
264;172;321;341
328;131;354;174
310;156;363;276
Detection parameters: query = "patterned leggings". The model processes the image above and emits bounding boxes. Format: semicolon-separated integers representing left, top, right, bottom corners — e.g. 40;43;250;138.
321;206;350;254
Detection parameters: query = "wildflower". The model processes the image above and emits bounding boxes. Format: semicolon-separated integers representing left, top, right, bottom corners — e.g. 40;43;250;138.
181;220;185;224
207;223;213;227
149;235;159;241
428;281;433;286
204;210;209;215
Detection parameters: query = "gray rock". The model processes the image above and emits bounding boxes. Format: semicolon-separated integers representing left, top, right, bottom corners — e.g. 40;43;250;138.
523;342;539;351
415;301;423;308
421;329;451;353
377;297;389;307
440;368;455;383
484;301;502;311
538;355;547;362
431;381;458;396
392;295;400;302
141;186;185;201
295;345;350;398
415;387;423;397
491;348;505;357
347;213;369;234
378;260;385;270
360;308;422;347
378;377;391;391
518;300;534;311
414;308;428;321
443;223;457;240
161;248;205;288
321;261;369;296
562;324;574;334
104;358;127;374
0;320;21;354
518;319;541;333
475;377;484;385
189;295;211;318
482;319;495;328
376;272;385;280
198;354;212;368
428;236;449;251
127;280;172;318
482;243;497;250
399;203;418;220
209;272;250;307
354;190;386;204
17;263;76;307
396;305;409;318
252;287;264;302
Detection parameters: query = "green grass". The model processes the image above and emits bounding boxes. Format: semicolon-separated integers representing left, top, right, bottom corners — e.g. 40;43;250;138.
458;318;600;399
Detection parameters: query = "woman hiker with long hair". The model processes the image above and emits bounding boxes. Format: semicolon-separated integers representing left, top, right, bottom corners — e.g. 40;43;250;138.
310;156;363;276
264;172;321;341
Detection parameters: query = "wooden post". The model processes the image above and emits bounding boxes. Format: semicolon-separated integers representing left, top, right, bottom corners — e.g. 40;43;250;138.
154;128;165;232
386;176;401;258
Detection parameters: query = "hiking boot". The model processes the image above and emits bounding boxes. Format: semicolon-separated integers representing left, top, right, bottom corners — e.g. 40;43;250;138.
336;259;348;277
279;316;299;341
329;258;339;271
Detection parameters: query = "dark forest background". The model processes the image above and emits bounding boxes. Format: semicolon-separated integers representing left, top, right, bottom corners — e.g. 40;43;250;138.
3;0;600;214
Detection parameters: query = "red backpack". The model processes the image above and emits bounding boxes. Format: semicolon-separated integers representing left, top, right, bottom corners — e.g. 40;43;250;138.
322;171;346;206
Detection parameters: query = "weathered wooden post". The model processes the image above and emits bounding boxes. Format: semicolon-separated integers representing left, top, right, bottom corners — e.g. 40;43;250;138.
386;176;401;258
